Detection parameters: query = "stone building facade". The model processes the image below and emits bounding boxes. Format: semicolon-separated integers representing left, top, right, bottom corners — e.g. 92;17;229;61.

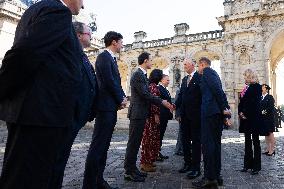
0;0;26;66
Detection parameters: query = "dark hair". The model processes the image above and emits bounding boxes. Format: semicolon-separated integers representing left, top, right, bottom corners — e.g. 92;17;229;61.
73;21;85;34
199;57;211;66
149;69;163;84
104;31;123;47
262;84;271;91
138;52;151;65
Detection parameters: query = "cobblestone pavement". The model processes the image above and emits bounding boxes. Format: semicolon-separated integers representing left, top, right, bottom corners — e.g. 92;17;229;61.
1;120;284;189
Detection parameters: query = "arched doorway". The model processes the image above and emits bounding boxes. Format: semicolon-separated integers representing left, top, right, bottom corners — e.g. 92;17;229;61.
268;29;284;106
193;50;222;77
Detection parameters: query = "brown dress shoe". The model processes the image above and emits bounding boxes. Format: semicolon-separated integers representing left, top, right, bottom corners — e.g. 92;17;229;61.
140;164;156;172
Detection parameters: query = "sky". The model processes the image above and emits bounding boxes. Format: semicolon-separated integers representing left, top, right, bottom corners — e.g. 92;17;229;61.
83;0;225;44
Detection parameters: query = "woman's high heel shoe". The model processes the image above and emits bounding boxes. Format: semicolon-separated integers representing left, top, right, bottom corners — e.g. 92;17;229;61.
266;151;275;156
262;151;269;155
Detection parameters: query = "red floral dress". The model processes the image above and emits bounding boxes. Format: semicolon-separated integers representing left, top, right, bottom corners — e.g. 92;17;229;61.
140;83;161;165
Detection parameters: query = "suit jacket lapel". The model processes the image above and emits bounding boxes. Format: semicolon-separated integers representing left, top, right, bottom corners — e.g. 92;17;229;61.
81;53;96;89
137;68;148;85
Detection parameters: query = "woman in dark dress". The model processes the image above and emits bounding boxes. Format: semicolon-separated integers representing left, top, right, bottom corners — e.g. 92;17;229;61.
260;84;276;156
238;69;262;175
140;69;163;172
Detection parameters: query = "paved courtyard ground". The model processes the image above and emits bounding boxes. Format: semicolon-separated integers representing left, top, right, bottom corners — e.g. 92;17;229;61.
1;120;284;189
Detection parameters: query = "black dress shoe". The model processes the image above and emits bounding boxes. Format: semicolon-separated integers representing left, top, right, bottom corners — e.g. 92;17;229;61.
135;169;148;177
175;151;184;156
156;156;164;162
251;170;259;175
262;151;269;155
192;178;218;188
266;151;275;156
186;170;201;179
240;168;249;172
217;176;223;186
98;181;119;189
178;164;191;173
124;172;145;182
159;152;169;159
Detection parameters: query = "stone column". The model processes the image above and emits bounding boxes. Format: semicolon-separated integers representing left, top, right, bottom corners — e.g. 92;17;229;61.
222;35;237;127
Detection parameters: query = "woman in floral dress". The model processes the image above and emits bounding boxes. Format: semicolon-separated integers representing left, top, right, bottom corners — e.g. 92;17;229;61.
140;69;163;172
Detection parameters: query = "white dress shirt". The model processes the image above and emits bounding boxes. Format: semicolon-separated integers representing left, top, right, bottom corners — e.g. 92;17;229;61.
106;48;117;61
138;66;147;75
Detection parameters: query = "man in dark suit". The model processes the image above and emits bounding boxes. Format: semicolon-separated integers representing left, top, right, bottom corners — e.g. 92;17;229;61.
124;52;173;182
192;57;231;188
82;31;127;189
49;21;98;189
175;59;202;179
158;74;173;161
0;0;85;188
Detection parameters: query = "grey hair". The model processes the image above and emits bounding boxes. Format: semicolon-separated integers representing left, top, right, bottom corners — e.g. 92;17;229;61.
243;69;259;83
184;58;196;65
73;21;85;34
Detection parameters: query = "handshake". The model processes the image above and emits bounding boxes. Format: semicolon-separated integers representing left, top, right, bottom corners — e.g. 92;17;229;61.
162;100;176;112
223;108;232;127
119;97;128;110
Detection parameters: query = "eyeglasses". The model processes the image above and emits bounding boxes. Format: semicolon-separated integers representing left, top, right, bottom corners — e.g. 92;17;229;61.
81;32;91;37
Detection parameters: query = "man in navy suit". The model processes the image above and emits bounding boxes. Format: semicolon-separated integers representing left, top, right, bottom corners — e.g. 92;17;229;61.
158;74;173;160
192;57;231;188
175;59;202;179
82;31;126;189
0;0;84;188
49;21;98;189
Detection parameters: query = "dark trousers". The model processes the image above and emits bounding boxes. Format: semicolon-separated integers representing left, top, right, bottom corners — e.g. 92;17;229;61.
175;121;183;153
244;133;261;171
181;116;201;171
159;118;169;150
124;119;147;173
48;121;84;189
201;114;222;180
0;123;69;189
82;111;117;189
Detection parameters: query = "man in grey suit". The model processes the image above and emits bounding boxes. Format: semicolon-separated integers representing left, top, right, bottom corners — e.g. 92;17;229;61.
124;52;173;182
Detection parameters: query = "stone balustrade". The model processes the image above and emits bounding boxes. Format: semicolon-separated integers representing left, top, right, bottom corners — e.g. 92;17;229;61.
143;38;172;48
263;1;284;11
121;30;224;51
187;30;224;42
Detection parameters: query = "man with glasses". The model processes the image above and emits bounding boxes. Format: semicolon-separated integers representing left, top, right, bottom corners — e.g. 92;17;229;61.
49;21;98;189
